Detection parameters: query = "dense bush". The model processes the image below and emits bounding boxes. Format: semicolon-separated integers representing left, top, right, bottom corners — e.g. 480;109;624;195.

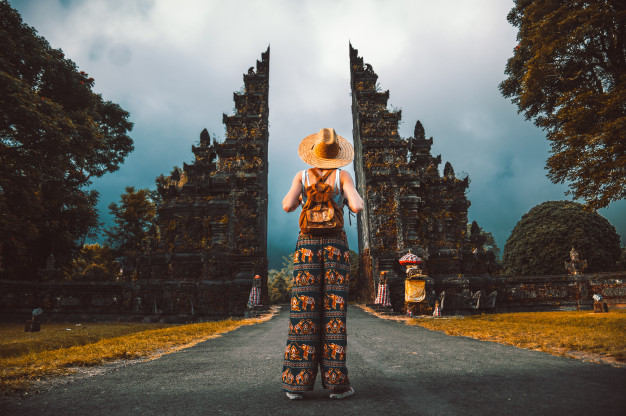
502;201;621;276
268;250;360;303
268;256;293;304
68;244;119;281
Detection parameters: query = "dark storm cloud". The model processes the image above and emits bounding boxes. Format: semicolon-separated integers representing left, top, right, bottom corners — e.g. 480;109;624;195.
10;0;625;269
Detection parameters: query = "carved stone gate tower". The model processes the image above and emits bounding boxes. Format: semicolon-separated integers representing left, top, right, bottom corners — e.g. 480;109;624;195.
349;43;473;304
137;48;270;315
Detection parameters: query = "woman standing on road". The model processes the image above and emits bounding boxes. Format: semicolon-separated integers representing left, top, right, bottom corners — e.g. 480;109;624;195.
281;128;364;400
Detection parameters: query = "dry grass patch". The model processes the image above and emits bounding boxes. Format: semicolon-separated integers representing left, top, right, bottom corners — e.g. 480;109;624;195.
406;309;626;364
0;308;277;394
0;323;176;359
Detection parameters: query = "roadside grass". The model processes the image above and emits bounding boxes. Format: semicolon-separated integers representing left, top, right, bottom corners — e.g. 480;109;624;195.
0;311;276;395
406;309;626;363
0;323;176;359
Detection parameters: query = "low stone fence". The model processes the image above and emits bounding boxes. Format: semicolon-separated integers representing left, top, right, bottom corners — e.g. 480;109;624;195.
0;278;253;322
497;272;626;312
384;271;626;314
2;272;625;321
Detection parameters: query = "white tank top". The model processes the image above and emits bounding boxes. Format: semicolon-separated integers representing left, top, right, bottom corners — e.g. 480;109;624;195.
301;169;344;206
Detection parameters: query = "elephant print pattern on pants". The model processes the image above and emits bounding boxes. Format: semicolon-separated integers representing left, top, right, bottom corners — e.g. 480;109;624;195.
282;231;351;393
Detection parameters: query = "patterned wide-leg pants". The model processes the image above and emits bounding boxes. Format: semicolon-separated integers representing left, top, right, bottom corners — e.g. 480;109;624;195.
282;230;351;392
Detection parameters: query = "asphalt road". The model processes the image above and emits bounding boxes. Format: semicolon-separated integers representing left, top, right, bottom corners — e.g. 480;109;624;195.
2;306;625;416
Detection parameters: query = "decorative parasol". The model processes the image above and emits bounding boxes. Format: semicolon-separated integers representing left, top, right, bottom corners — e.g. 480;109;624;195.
399;251;422;265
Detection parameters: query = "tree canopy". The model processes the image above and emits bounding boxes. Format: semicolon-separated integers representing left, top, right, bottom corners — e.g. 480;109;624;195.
69;243;119;281
268;255;294;304
502;200;621;276
268;250;359;303
105;187;156;274
499;0;626;209
468;221;501;260
0;2;133;278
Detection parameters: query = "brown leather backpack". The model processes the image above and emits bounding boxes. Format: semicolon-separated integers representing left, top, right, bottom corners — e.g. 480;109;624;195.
299;169;344;235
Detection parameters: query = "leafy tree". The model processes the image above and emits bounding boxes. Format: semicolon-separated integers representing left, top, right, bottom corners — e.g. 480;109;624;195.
619;247;626;271
499;1;626;209
68;243;119;281
467;221;501;259
105;187;155;272
0;2;133;279
268;271;291;304
268;251;360;303
502;201;621;275
154;166;186;204
268;255;293;304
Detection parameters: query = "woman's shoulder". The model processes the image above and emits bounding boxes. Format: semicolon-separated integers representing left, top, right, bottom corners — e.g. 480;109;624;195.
339;169;353;180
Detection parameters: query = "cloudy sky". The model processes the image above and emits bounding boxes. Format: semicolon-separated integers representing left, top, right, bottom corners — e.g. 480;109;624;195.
10;0;625;268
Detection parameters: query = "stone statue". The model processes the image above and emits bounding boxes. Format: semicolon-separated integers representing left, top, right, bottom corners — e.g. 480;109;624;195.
45;254;55;269
38;253;61;280
565;247;587;275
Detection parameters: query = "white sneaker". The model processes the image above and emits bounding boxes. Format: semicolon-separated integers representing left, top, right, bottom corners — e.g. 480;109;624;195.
286;392;303;400
329;387;354;399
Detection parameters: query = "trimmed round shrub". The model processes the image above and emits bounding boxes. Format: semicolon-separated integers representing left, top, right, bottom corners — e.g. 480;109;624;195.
502;201;621;276
82;264;112;281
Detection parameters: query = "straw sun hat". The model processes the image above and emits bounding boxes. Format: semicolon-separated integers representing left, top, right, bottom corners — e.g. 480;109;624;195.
298;128;354;169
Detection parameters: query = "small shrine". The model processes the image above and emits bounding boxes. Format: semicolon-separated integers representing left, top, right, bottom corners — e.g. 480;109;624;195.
592;294;609;313
400;250;424;277
373;271;392;309
401;250;435;315
245;274;266;318
24;307;42;332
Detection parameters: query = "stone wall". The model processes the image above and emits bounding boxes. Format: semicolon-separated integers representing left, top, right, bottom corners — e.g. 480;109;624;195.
497;272;626;312
2;272;623;321
0;278;253;322
380;271;626;314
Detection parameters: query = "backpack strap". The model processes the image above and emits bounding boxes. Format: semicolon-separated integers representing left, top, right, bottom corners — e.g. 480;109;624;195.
301;169;307;189
310;168;335;183
301;170;307;205
336;169;342;195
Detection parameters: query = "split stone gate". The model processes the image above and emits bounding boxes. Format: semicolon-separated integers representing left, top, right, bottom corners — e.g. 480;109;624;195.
131;43;491;315
1;44;624;320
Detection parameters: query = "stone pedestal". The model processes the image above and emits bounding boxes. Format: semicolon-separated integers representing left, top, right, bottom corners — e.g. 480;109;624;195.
24;319;40;332
593;301;608;313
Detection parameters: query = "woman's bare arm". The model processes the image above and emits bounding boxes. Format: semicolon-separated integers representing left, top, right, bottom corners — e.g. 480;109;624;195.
340;170;364;213
282;171;303;212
